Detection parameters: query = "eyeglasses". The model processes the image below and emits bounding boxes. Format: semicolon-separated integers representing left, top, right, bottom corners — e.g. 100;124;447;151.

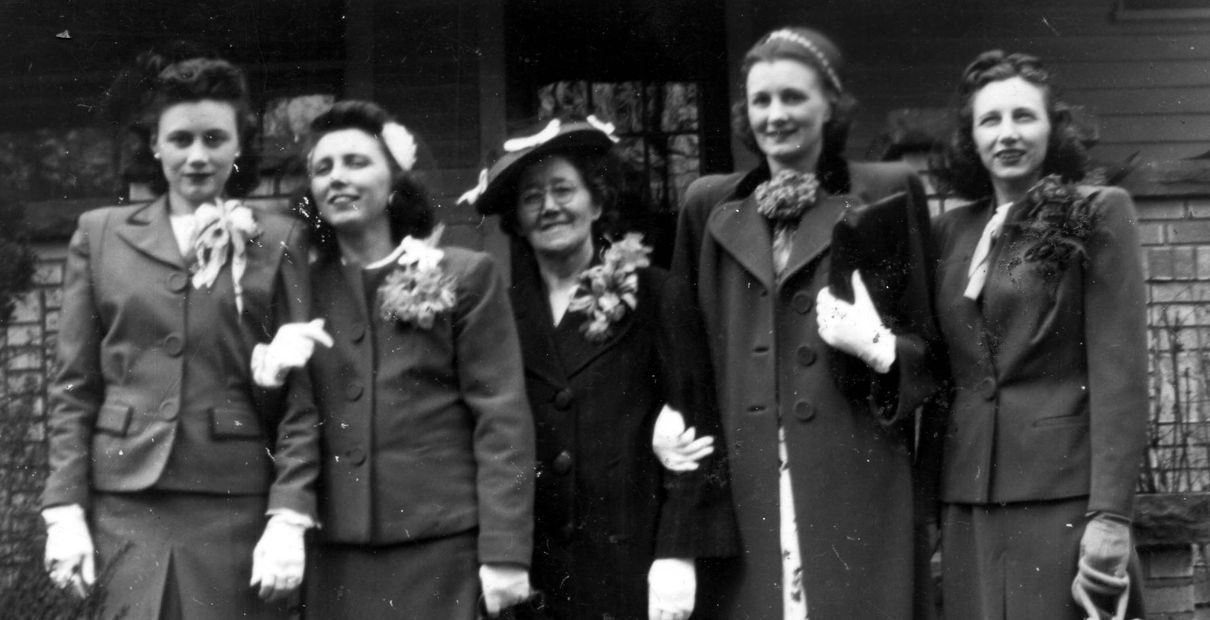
518;182;581;212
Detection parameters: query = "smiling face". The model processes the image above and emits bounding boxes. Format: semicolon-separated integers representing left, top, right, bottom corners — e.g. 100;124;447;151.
971;76;1052;203
516;155;601;261
154;100;240;211
309;128;394;234
746;59;832;175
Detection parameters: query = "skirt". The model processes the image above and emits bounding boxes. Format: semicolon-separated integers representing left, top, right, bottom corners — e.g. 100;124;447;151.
90;490;290;620
942;498;1145;620
303;531;479;619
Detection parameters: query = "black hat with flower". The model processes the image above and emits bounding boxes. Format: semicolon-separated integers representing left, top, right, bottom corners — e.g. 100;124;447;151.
466;116;619;222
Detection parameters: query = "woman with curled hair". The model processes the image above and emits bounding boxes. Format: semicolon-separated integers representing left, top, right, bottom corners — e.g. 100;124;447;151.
471;116;738;620
41;48;318;618
661;26;938;618
930;50;1147;619
268;100;534;618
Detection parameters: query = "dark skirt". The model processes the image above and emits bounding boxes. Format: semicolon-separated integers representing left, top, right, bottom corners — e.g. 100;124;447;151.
304;532;479;619
942;498;1145;620
90;491;290;620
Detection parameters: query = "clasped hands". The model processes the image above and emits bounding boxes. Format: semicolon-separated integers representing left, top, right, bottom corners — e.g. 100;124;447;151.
252;319;334;387
816;270;896;373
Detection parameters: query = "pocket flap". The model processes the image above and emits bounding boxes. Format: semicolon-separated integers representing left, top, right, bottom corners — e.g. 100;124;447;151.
210;408;262;439
95;404;132;435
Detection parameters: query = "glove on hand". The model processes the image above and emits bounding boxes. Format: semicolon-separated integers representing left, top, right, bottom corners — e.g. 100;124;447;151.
250;513;309;602
479;563;531;616
251;319;333;387
817;270;896;373
652;405;714;472
648;557;696;620
43;504;95;598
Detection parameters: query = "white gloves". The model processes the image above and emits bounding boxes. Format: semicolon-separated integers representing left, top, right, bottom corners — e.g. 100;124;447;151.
251;319;333;388
250;512;309;602
648;557;696;620
817;270;896;374
479;563;531;616
43;504;95;598
652;405;714;472
1072;515;1134;620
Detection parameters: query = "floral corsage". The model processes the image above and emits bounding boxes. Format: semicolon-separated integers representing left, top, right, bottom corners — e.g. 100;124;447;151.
192;199;260;313
567;232;652;342
1012;174;1098;281
378;236;457;329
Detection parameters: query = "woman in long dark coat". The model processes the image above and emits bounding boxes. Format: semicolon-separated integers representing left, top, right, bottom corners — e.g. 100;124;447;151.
661;27;938;619
266;101;535;619
471;117;738;620
41;50;317;618
929;50;1147;620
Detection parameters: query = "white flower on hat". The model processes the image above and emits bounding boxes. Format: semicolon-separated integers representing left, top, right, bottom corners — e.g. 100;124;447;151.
503;119;562;153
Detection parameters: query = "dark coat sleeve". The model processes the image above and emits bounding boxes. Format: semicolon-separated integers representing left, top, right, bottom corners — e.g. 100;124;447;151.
43;211;107;509
1083;187;1148;517
455;253;536;566
259;215;321;518
655;174;742;559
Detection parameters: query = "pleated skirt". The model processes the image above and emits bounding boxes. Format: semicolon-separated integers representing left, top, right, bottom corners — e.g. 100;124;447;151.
303;531;479;619
942;498;1145;620
91;490;291;620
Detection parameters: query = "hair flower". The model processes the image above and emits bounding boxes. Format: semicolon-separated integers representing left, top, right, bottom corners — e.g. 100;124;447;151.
567;232;651;342
378;236;457;330
191;199;261;314
1012;174;1098;281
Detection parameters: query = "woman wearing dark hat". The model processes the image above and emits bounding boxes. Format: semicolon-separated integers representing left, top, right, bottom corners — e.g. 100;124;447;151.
470;116;738;620
261;100;535;619
929;51;1147;620
41;48;318;618
659;27;938;618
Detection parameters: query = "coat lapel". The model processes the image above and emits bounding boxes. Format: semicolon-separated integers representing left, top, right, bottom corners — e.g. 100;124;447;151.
509;245;570;388
778;193;851;289
555;297;638;379
115;197;187;269
708;194;775;290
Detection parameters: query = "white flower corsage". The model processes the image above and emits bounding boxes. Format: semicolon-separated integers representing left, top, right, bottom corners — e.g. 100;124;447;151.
191;199;260;314
377;235;457;329
567;232;651;342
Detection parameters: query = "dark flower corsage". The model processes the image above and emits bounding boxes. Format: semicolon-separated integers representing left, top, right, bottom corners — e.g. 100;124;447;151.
1013;174;1098;281
567;232;652;342
754;169;820;224
378;236;457;329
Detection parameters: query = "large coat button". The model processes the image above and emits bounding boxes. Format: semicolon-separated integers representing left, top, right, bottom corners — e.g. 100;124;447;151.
794;400;815;421
346;447;367;465
349;321;366;343
977;377;997;400
167;272;189;293
792;291;814;314
554;389;574;410
346;382;364;401
796;345;817;366
552;451;573;475
159;398;180;421
162;334;184;357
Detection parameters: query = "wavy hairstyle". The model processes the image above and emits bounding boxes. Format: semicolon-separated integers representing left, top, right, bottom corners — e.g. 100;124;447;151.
106;42;260;196
731;27;856;194
932;50;1089;200
294;100;433;257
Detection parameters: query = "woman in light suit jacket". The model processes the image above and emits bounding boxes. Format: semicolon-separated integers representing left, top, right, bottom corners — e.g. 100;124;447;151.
273;101;534;619
930;51;1147;619
662;27;939;619
41;49;318;619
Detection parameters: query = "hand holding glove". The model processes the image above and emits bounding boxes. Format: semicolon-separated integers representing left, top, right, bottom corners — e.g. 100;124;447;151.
1071;514;1134;620
43;504;95;598
479;563;531;617
251;319;333;387
648;557;696;620
250;513;309;602
817;270;896;374
652;405;714;472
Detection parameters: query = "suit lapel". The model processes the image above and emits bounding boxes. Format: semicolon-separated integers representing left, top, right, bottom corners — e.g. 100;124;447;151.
115;197;187;269
555;297;638;378
509;245;570;388
778;193;851;289
708;194;775;290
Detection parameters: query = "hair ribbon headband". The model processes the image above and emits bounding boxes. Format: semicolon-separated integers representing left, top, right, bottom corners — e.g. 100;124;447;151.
765;29;843;92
